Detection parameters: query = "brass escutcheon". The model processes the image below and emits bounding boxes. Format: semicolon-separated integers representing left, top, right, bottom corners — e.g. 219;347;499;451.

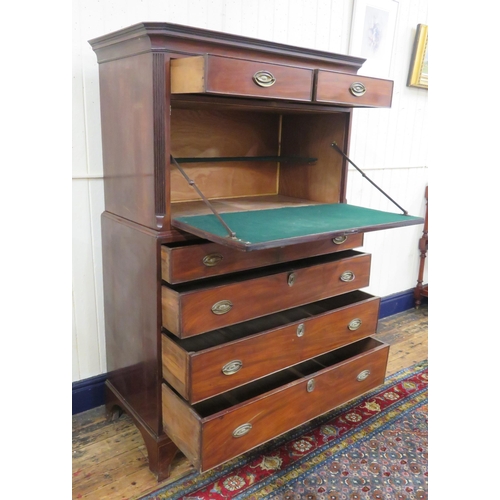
211;300;233;315
253;70;276;87
357;369;371;382
349;81;366;97
333;235;347;245
203;253;223;267
340;270;355;282
233;423;252;438
297;323;305;337
288;272;296;287
222;360;242;375
348;318;362;331
307;379;315;392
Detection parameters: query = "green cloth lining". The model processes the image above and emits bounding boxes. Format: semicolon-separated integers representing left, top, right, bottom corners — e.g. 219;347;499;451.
174;203;422;245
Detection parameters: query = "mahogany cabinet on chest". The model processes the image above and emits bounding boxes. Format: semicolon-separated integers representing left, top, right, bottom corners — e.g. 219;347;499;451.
89;22;423;480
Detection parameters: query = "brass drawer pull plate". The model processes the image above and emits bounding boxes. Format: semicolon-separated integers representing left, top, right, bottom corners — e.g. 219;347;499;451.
233;423;252;438
203;253;223;267
333;235;347;245
288;272;296;286
253;70;276;87
307;379;315;392
348;318;362;331
340;270;355;282
357;369;371;382
349;82;366;97
212;300;233;315
222;360;242;375
297;323;305;337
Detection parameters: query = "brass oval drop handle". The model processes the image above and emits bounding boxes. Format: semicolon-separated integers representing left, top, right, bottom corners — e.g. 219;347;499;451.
253;70;276;87
349;81;366;97
211;300;233;315
203;253;223;267
288;272;296;287
296;323;305;337
307;379;315;392
222;360;243;375
233;423;252;438
348;318;362;331
357;369;371;382
333;235;347;245
340;270;355;282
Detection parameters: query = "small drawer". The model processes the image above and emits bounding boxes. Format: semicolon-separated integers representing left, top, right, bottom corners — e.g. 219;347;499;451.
162;290;380;403
161;233;364;284
171;55;314;101
162;337;389;471
162;250;371;338
314;70;393;107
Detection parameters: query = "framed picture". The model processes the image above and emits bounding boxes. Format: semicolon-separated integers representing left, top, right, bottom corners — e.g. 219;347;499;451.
407;24;428;89
349;0;399;78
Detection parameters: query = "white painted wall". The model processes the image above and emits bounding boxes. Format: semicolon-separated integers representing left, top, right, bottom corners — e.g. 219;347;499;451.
72;0;428;382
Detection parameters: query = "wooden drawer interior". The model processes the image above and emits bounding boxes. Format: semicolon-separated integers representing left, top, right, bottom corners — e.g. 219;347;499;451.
162;337;389;471
162;290;380;403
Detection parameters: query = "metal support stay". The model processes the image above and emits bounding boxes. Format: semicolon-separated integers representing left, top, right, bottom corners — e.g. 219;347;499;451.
170;155;238;239
331;142;408;215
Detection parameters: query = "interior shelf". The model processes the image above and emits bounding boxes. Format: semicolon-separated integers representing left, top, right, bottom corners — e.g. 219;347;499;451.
173;156;317;164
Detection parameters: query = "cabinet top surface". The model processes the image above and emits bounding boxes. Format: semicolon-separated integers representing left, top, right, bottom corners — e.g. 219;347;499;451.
88;21;366;70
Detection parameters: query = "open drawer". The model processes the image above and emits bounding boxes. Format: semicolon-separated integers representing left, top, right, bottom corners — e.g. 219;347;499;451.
171;54;314;101
161;233;364;284
314;70;394;107
162;337;389;472
162;290;380;403
162;250;371;338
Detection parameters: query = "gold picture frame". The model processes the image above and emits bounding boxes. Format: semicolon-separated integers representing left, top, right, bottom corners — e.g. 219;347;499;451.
407;24;428;89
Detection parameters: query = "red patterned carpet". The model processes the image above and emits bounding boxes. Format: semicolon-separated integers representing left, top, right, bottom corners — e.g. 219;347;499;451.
141;361;428;500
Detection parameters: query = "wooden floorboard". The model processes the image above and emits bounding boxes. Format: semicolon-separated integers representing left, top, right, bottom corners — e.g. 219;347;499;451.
72;303;428;500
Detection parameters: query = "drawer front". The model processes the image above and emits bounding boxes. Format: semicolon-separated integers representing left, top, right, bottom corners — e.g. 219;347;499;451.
183;294;380;402
200;339;389;470
162;252;371;337
162;233;364;284
315;70;393;107
171;55;314;101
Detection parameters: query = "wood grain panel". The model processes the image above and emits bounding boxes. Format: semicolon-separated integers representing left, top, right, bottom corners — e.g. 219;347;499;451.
101;213;162;434
98;53;157;227
279;113;348;202
161;335;189;400
161;287;181;336
170;108;279;201
161;384;201;469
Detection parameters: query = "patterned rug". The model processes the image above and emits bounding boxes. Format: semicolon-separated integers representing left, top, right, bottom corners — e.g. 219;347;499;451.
141;361;428;500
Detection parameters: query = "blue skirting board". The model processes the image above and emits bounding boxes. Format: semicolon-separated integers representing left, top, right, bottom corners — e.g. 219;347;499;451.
72;288;422;415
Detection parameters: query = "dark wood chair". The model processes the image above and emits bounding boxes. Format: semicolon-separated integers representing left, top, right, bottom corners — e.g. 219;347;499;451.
414;185;428;308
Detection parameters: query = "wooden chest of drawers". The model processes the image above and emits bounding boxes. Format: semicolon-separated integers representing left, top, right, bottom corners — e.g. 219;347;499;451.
90;22;423;481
